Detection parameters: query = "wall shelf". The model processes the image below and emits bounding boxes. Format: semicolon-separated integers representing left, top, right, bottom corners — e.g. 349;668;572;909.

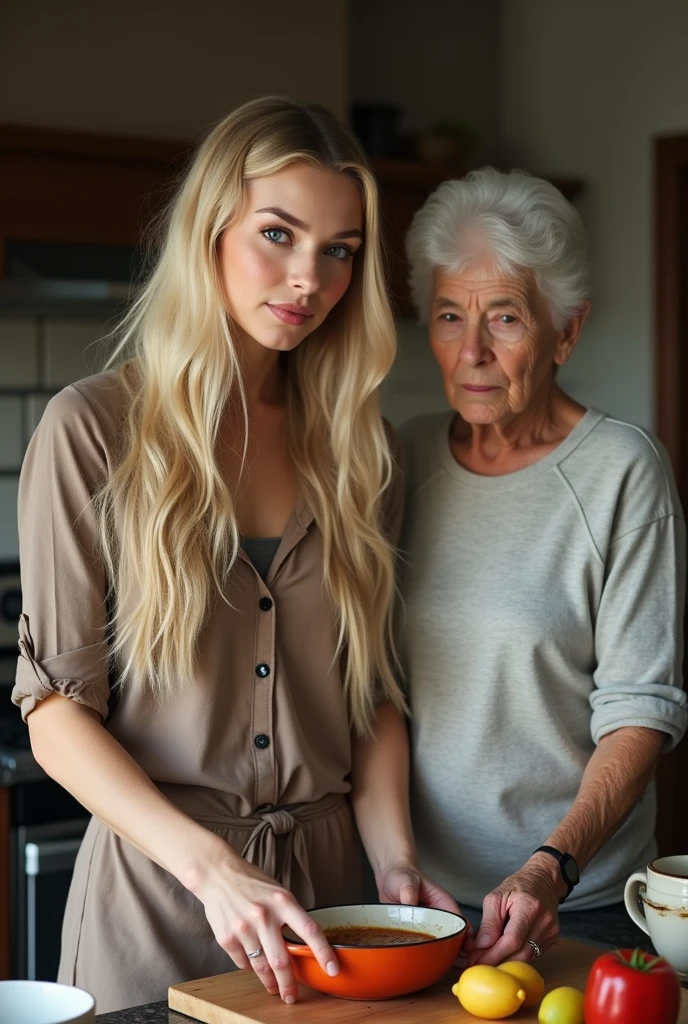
0;125;585;319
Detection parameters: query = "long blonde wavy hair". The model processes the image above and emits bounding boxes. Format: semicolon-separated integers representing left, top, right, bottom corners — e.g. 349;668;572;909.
97;96;406;733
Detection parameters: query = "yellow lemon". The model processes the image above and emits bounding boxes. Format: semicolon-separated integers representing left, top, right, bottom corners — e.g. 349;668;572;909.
497;959;545;1007
452;965;526;1019
538;985;585;1024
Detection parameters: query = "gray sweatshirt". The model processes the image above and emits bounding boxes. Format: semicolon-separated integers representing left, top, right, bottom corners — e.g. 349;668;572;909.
399;409;687;910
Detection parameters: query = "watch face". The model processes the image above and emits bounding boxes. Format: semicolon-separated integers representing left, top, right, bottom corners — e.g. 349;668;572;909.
563;855;580;886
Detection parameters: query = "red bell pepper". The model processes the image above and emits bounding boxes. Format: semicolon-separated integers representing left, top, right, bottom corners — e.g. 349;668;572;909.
584;947;681;1024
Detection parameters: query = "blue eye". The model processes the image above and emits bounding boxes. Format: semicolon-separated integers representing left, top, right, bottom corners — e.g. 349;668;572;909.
262;227;290;245
325;244;353;260
499;314;518;324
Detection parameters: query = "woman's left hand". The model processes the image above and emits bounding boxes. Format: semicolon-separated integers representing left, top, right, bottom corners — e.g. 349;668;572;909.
376;863;463;915
466;859;563;967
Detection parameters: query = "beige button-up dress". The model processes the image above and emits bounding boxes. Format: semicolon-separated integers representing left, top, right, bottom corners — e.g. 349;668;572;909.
12;371;402;1012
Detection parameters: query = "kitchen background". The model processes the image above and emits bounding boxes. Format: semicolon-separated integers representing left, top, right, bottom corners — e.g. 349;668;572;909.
1;0;687;557
1;0;687;983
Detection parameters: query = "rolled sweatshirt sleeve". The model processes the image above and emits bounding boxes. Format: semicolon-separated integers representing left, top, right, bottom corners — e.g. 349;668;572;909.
590;512;687;748
12;384;112;722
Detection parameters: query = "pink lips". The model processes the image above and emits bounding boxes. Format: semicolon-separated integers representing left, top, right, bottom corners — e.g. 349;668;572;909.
267;303;314;326
462;384;498;392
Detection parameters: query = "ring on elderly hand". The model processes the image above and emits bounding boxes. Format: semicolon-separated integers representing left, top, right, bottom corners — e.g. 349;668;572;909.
247;948;264;960
526;939;541;959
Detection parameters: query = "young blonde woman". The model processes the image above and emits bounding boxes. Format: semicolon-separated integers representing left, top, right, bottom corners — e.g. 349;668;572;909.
12;98;457;1013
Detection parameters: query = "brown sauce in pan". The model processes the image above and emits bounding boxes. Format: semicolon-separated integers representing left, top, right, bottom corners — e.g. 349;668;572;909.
324;925;436;946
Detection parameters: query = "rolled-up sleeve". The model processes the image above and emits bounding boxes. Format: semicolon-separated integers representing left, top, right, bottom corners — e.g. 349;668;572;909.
590;514;687;748
12;385;111;722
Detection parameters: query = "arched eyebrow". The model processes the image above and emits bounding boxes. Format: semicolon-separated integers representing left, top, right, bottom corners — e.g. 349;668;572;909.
255;206;362;240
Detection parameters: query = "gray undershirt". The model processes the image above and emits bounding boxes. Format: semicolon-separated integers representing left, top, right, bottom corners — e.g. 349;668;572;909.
242;537;281;582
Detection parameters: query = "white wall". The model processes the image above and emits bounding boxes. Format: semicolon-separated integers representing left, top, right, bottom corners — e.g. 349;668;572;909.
350;0;501;162
1;0;348;139
380;319;447;427
500;0;688;430
350;0;502;428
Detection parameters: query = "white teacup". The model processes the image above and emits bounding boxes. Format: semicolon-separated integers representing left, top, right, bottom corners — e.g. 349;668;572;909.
0;980;95;1023
624;854;688;976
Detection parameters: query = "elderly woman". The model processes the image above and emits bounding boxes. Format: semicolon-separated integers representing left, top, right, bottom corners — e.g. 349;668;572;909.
400;168;687;967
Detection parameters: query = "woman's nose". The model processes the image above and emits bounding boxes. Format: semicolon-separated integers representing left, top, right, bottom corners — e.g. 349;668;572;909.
286;252;320;294
460;324;493;365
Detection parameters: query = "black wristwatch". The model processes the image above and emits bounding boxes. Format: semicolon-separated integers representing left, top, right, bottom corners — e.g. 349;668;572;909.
533;845;580;903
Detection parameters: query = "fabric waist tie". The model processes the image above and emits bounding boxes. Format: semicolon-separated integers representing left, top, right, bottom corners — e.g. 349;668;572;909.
241;809;312;908
191;792;346;911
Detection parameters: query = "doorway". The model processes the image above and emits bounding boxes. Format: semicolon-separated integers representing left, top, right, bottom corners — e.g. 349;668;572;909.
654;133;688;855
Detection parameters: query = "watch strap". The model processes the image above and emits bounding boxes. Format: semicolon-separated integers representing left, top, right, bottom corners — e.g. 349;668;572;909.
533;845;579;902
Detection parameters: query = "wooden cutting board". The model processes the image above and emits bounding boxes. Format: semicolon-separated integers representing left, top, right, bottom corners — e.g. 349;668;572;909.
169;938;688;1022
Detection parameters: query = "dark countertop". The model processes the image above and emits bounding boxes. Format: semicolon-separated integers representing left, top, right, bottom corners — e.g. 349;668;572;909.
95;903;655;1022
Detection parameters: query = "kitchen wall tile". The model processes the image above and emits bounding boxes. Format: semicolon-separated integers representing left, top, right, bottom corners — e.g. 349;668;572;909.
25;393;54;445
0;477;19;561
44;319;111;388
0;319;39;388
0;397;23;470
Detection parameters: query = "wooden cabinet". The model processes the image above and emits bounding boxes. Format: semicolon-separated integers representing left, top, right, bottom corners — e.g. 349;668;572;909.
654;134;688;857
0;125;583;319
0;124;189;269
372;158;459;318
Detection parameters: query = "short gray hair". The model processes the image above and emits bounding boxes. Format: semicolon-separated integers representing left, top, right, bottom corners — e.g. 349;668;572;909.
406;167;589;329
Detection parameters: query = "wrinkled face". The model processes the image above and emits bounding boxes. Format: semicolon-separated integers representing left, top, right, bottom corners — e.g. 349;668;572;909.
429;258;574;424
219;163;363;352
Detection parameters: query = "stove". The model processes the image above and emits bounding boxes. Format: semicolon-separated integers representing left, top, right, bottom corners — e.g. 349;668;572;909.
0;564;46;786
0;716;31;748
0;740;46;788
0;562;89;981
0;703;46;785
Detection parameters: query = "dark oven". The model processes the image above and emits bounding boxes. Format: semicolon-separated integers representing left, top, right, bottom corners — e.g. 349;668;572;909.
0;563;90;981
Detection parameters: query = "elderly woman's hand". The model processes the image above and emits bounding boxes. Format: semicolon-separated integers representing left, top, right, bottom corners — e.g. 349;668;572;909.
377;862;464;916
465;856;565;967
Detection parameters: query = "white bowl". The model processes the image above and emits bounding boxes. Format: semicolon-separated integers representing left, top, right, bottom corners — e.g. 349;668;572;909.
0;981;95;1023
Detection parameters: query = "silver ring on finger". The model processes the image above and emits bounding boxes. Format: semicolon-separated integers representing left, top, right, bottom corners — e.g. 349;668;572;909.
526;938;541;959
247;947;264;960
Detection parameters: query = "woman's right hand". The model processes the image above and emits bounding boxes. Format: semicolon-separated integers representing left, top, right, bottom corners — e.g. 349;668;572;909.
189;847;338;1004
25;698;332;1003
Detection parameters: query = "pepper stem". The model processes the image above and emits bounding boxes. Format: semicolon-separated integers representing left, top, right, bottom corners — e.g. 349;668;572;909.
617;948;665;972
